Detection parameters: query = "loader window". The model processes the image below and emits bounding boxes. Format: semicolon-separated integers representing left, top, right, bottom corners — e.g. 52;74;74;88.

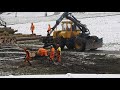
62;24;66;30
72;24;76;30
67;24;71;31
61;22;73;31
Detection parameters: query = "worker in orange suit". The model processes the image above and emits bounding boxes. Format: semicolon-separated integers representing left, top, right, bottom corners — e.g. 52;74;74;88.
56;44;61;62
24;48;32;66
49;45;55;62
47;24;51;35
30;22;35;35
38;48;48;57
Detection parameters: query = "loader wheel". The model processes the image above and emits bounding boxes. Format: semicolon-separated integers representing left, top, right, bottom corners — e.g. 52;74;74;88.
59;37;66;50
66;43;74;49
66;38;74;49
74;37;85;52
60;44;65;50
54;37;66;50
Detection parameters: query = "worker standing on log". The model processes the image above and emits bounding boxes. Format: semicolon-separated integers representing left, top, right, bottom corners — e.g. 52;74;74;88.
30;22;35;35
47;24;51;36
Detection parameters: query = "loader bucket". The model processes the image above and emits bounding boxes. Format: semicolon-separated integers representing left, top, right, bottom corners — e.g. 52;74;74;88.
85;38;103;50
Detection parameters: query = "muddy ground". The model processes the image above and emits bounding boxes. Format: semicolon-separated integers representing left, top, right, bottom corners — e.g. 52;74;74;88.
0;45;120;76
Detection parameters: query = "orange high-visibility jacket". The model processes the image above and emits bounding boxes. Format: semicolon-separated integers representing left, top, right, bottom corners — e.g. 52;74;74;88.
47;25;51;32
31;23;35;31
50;47;55;59
38;48;48;56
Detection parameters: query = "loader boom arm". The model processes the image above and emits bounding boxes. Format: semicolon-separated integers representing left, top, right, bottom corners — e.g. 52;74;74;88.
49;12;68;35
0;18;6;27
48;12;90;36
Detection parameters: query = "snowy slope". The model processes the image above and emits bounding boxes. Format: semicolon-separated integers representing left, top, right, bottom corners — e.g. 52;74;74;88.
1;12;54;17
80;15;120;44
0;12;55;25
1;12;120;25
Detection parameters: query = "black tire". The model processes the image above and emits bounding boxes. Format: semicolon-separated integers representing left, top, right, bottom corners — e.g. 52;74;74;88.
74;37;85;52
60;37;66;50
60;44;65;50
54;37;66;50
66;38;74;49
90;48;97;51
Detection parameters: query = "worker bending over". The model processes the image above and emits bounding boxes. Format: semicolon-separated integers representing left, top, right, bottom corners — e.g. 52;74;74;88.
24;48;32;66
37;47;48;57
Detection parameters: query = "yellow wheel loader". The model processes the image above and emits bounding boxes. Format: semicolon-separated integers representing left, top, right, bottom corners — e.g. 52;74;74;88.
42;12;103;51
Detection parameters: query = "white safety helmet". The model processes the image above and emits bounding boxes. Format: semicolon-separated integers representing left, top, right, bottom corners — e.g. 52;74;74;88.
50;45;53;47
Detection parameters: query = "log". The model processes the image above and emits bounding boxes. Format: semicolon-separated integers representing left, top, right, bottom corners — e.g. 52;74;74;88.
16;36;41;41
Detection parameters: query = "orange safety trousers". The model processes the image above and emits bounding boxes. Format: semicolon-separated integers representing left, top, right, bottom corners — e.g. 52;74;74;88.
50;48;55;61
57;51;61;62
24;50;31;64
31;24;35;34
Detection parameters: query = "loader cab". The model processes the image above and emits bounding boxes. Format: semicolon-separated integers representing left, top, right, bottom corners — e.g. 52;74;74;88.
53;21;81;39
62;21;72;31
61;21;80;31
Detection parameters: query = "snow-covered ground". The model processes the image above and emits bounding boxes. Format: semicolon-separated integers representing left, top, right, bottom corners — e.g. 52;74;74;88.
1;12;54;17
1;74;120;78
1;12;120;25
0;12;56;25
1;12;120;51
